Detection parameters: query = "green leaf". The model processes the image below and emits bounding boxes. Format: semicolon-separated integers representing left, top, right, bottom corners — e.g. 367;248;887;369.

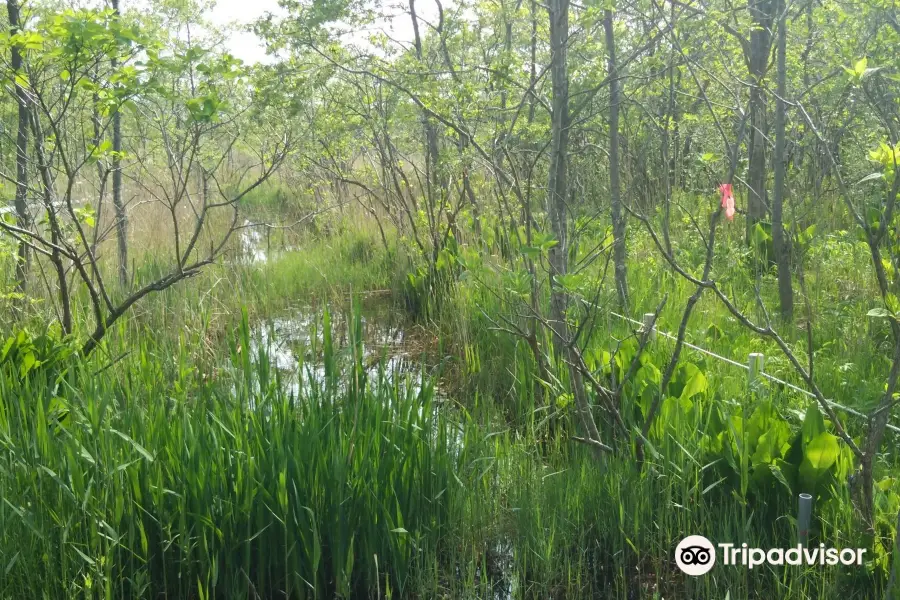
805;432;840;471
867;307;894;319
769;463;792;494
531;232;558;250
75;205;96;228
856;172;883;185
20;352;36;377
679;370;708;401
21;32;45;50
801;404;825;446
110;429;154;462
556;273;584;292
435;248;454;270
1;336;16;361
797;224;817;247
751;222;771;244
886;294;900;315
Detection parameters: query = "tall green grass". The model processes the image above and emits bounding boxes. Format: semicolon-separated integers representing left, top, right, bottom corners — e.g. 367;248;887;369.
0;303;888;598
0;308;465;599
2;201;897;599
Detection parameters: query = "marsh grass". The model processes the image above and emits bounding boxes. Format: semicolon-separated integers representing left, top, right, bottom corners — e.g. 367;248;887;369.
0;301;888;599
0;306;470;599
2;195;897;599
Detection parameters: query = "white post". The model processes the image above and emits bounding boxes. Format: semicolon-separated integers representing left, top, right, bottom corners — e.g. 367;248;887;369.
641;313;657;342
798;493;813;548
748;352;764;389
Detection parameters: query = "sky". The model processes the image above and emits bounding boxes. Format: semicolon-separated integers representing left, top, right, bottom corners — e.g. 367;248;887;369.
66;0;286;63
69;0;444;63
204;0;441;64
56;0;445;63
204;0;284;64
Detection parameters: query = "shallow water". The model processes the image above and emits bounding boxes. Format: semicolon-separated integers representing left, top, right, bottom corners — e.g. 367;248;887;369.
247;299;431;399
239;220;426;398
241;223;268;263
240;226;487;581
244;296;471;458
240;220;298;264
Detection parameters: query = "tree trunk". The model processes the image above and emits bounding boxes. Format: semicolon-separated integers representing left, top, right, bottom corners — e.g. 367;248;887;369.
529;0;537;123
746;0;775;237
660;0;676;256
547;0;571;350
604;8;628;311
547;0;607;459
9;4;71;332
91;92;106;257
772;0;793;320
112;0;128;287
408;0;444;264
29;113;73;334
7;0;29;303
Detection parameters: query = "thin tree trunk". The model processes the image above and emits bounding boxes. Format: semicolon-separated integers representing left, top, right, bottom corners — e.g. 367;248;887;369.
529;0;537;123
29;113;73;334
11;6;72;334
523;1;547;405
746;0;775;237
112;0;128;287
604;8;628;311
409;0;444;264
660;0;676;256
772;0;793;320
547;0;571;351
547;0;607;458
7;0;29;304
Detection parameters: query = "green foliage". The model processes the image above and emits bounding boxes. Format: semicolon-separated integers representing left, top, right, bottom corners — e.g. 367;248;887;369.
3;0;900;595
1;327;76;379
0;309;464;598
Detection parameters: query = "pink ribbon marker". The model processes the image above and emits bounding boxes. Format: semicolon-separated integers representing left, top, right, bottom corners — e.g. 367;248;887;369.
719;183;735;221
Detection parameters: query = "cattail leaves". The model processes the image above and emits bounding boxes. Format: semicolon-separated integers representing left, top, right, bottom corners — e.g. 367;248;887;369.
0;307;466;597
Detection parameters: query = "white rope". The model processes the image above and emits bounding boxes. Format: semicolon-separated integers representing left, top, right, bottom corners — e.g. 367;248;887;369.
610;311;749;369
607;311;900;435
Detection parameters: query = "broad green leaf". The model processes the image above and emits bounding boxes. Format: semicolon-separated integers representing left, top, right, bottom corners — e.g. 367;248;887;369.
856;172;883;185
801;404;825;446
679;370;708;401
805;432;840;471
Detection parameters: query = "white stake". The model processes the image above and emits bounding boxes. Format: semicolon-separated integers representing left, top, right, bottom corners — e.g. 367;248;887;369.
641;313;657;342
798;493;813;548
748;352;764;389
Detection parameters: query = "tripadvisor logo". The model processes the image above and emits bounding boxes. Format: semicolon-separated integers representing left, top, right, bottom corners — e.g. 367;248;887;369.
675;535;716;576
674;535;866;576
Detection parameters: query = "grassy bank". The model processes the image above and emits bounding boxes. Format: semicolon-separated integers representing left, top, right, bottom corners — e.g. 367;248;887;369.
2;206;896;598
0;313;881;599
